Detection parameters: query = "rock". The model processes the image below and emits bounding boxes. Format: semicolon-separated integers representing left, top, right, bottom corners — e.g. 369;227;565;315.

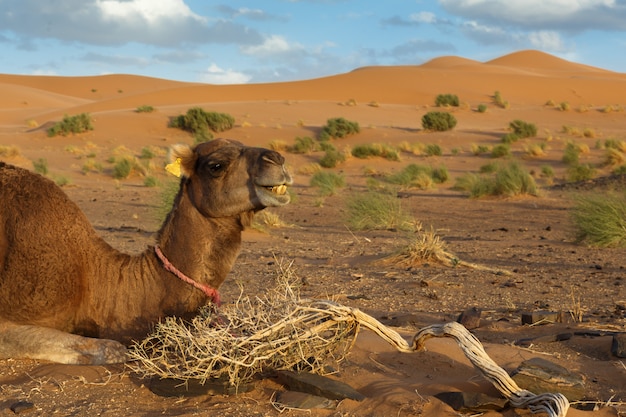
9;401;35;414
611;333;626;358
511;357;585;401
515;332;572;347
148;377;254;397
457;307;481;329
275;370;366;401
435;391;508;412
521;310;559;325
274;391;337;410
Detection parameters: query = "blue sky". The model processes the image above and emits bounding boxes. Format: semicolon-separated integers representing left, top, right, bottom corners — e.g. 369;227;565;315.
1;0;625;84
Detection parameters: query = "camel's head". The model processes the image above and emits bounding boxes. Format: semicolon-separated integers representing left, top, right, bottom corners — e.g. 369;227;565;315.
169;139;292;218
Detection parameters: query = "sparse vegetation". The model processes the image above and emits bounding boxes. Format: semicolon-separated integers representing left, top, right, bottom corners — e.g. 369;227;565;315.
318;117;360;141
493;91;509;109
424;144;443;156
0;145;20;158
289;136;318;154
571;192;626;247
169;108;235;134
144;176;159;187
566;163;595;182
319;144;347;168
136;105;155;113
509;120;537;138
421;112;457;132
491;144;511;158
33;158;48;176
477;104;487;113
310;171;345;196
351;144;400;161
471;144;490;155
47;113;94;137
113;158;133;179
386;163;448;189
455;162;537;198
435;94;459;107
559;102;570;111
345;191;412;231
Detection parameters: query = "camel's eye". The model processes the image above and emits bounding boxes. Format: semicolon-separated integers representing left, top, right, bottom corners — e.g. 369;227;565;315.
203;161;225;176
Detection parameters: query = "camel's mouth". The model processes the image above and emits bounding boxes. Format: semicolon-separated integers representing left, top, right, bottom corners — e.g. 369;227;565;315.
256;182;291;206
266;184;288;196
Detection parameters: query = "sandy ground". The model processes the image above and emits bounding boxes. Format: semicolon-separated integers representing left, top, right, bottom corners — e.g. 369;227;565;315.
0;50;625;416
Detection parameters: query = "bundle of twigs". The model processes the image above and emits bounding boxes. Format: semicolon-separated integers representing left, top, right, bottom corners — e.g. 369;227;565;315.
128;260;568;417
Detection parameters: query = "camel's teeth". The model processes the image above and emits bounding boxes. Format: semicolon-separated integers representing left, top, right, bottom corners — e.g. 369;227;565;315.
270;184;287;195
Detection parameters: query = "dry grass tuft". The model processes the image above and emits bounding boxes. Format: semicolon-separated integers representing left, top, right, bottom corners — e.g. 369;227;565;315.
128;260;359;389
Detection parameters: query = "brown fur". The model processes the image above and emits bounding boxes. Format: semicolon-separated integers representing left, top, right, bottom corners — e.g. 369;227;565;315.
0;139;291;364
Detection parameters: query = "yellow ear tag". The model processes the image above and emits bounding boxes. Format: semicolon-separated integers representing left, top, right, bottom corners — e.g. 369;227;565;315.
165;158;182;177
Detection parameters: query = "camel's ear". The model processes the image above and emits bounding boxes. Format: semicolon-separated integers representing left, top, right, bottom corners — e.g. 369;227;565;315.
167;144;196;178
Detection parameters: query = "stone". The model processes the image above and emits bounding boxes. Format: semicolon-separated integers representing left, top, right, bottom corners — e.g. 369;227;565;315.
435;391;508;412
148;377;254;397
9;401;35;414
511;357;585;401
274;391;337;410
521;310;559;325
611;333;626;358
275;370;366;401
457;307;481;329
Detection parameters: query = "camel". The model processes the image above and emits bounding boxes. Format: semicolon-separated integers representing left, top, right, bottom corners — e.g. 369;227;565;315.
0;139;292;365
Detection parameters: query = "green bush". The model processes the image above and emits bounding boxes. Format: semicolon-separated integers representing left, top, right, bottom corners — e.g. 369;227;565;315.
424;144;443;156
477;104;487;113
351;144;399;161
289;136;318;154
455;162;537;198
421;112;457;132
346;191;412;231
319;146;346;168
562;142;581;165
136;105;155;113
386;163;448;189
509;120;537;138
566;164;595;182
571;192;626;247
435;94;459;107
47;113;94;137
491;144;511;158
169;107;235;133
310;171;345;196
319;117;360;140
501;133;520;144
33;158;48;176
113;158;133;179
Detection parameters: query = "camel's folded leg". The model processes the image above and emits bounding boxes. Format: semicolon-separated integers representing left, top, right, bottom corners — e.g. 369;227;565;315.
0;322;127;365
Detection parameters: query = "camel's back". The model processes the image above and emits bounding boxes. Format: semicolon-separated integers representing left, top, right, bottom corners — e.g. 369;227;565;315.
0;162;99;324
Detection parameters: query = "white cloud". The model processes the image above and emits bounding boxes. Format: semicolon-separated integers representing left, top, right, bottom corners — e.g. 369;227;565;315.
410;12;437;24
527;31;565;51
200;63;251;84
241;35;303;57
95;0;205;24
439;0;626;31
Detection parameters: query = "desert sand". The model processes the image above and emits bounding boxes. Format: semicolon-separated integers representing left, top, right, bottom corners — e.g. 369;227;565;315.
0;50;625;416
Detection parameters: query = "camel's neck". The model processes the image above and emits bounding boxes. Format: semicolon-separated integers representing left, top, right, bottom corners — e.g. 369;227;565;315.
89;187;250;342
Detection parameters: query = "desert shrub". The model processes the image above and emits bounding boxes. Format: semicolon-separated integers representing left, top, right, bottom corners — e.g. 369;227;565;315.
54;176;70;187
491;144;511;158
571;192;626;247
0;145;20;158
524;143;547;158
113;158;133;179
346;191;412;231
289;136;318;154
604;139;626;152
421;112;457;132
604;148;626;166
562;142;582;165
144;176;159;187
479;162;498;174
136;105;155;113
540;165;555;178
351;144;399;161
169;108;235;133
455;162;537;198
33;158;48;176
424;144;443;156
501;133;520;144
318;117;360;141
140;147;156;159
471;144;490;155
566;164;595;182
493;91;509;109
435;94;459;107
559;102;570;111
386;164;448;189
477;104;487;113
319;146;346;168
47;113;94;137
193;129;214;144
509;120;537;138
613;165;626;175
310;171;345;196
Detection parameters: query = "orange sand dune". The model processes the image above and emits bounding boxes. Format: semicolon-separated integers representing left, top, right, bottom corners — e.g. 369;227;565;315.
1;50;625;126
